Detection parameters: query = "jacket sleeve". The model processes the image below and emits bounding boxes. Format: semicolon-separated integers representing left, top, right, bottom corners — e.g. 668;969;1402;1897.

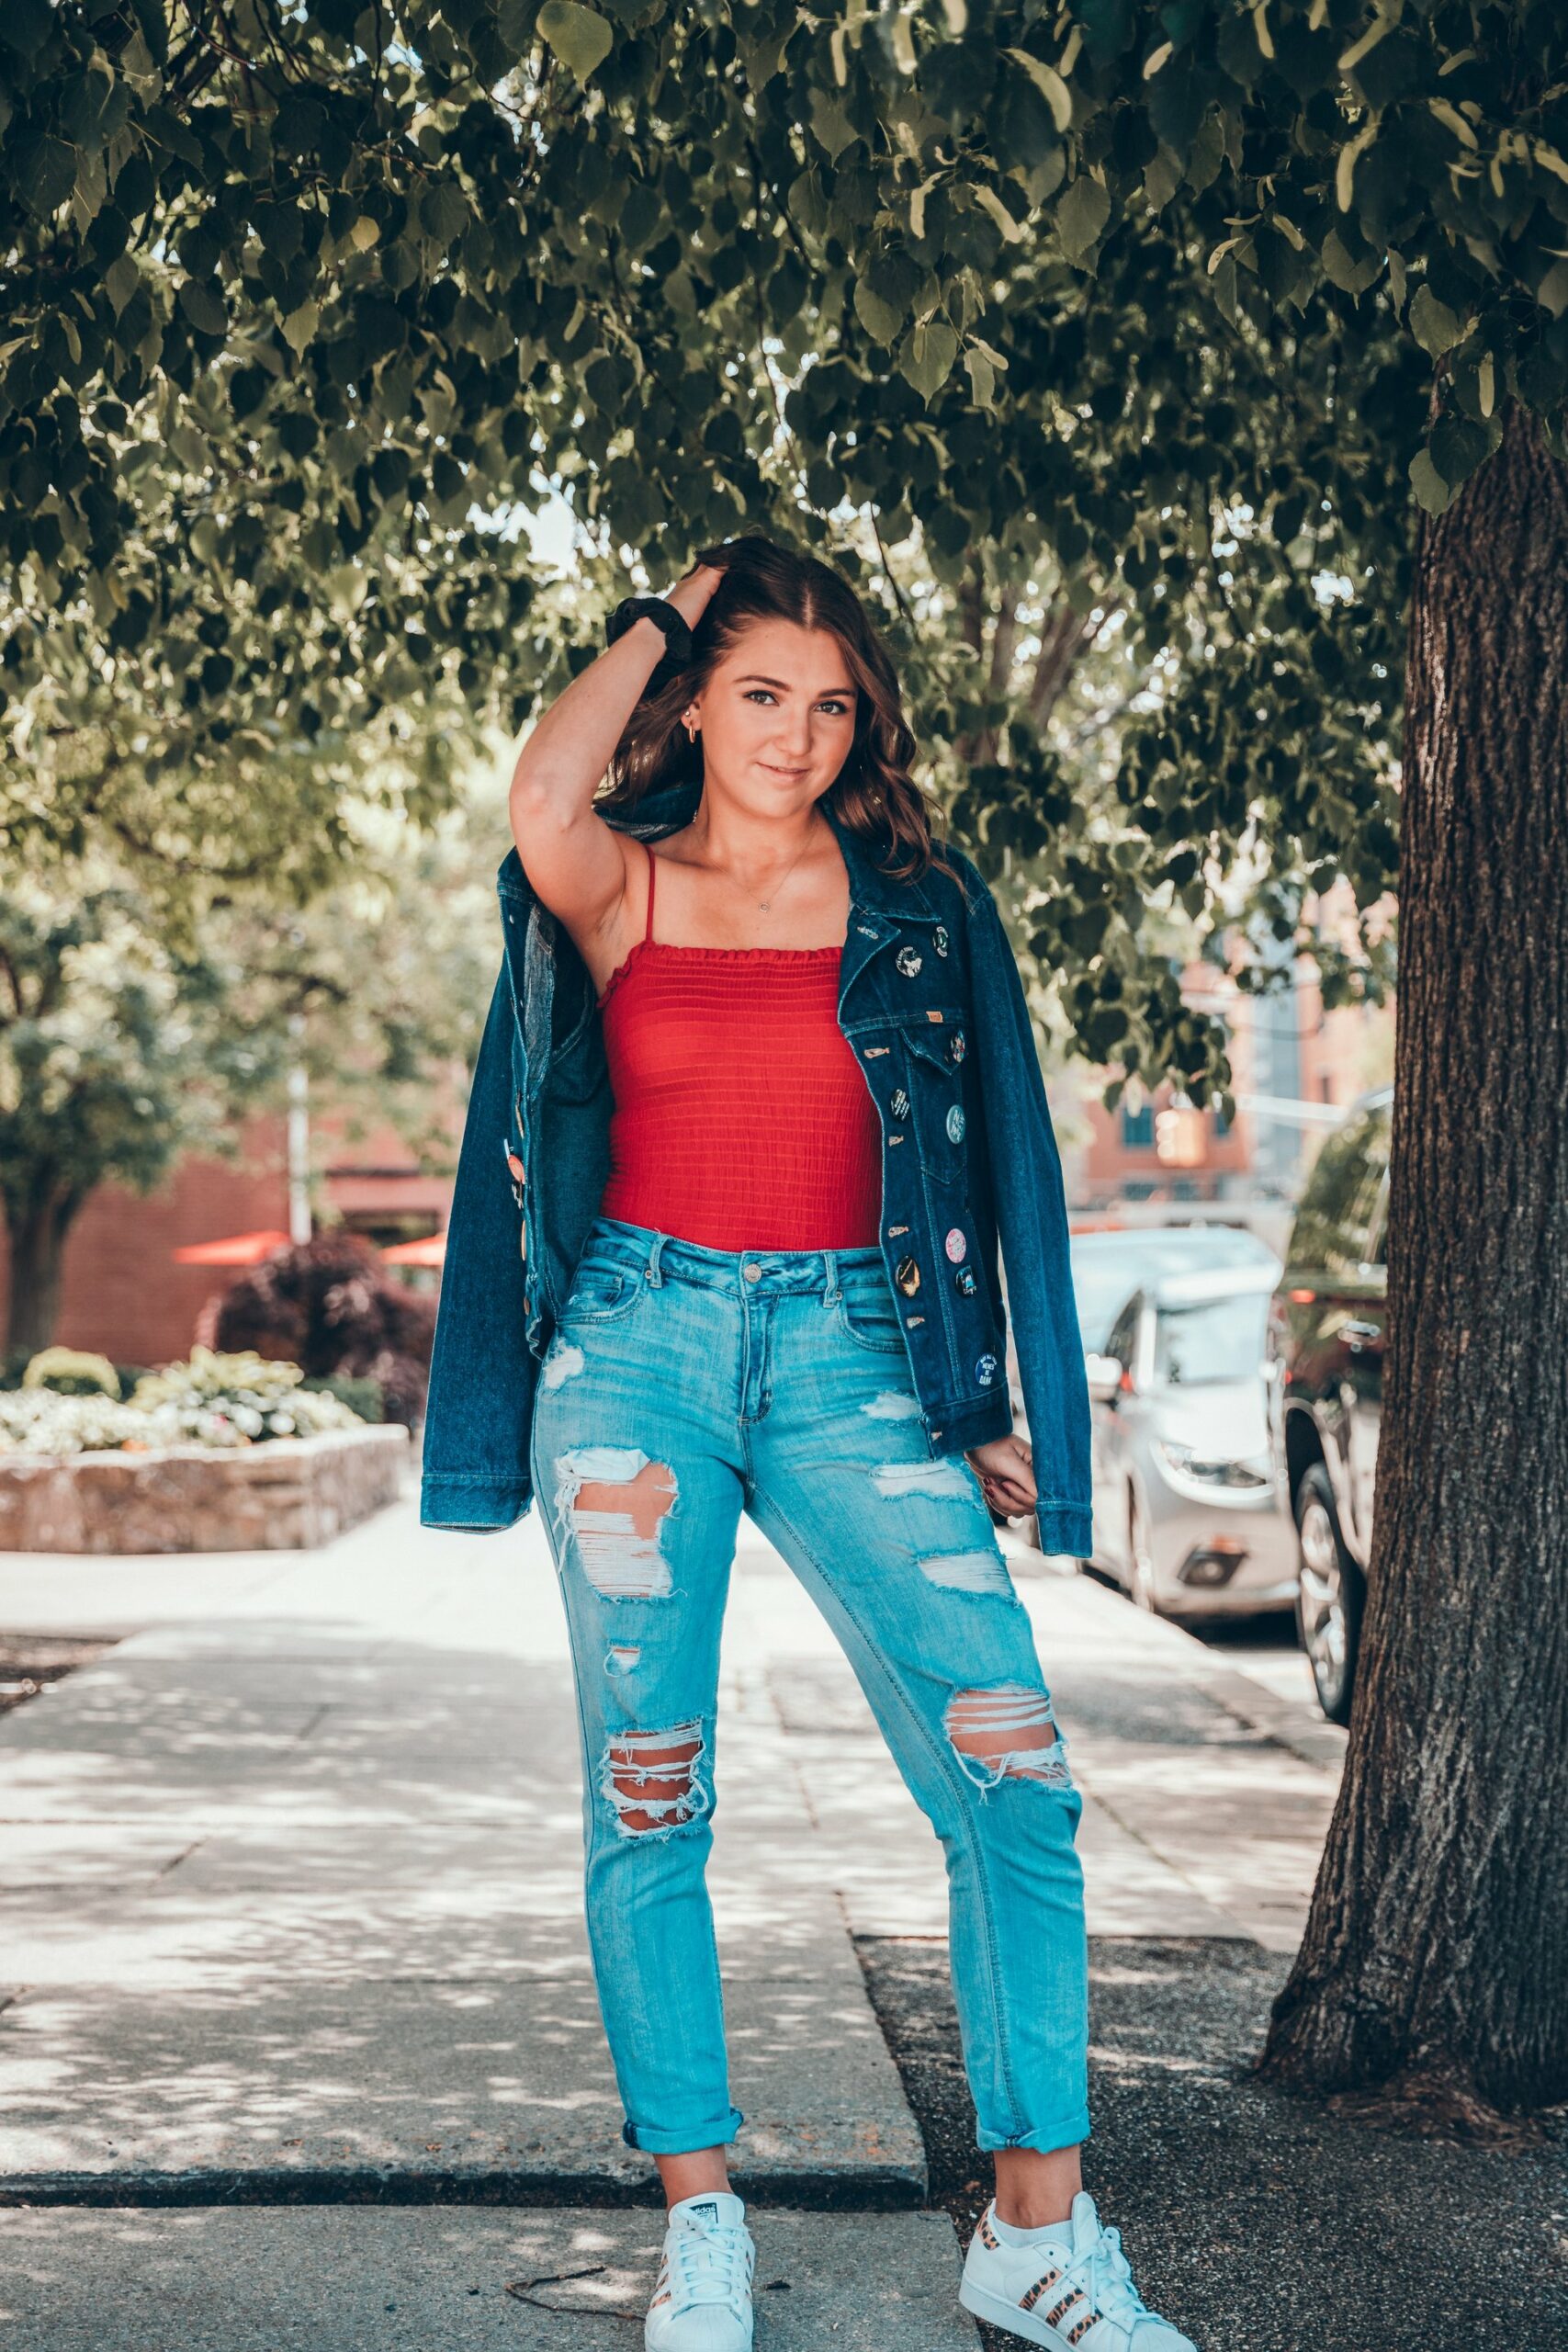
967;878;1093;1558
419;962;537;1530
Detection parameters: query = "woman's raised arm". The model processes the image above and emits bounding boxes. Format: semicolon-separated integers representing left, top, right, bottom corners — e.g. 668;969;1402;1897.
508;562;724;947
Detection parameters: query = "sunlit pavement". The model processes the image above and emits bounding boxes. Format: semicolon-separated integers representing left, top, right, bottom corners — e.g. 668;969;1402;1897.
0;1475;1342;2346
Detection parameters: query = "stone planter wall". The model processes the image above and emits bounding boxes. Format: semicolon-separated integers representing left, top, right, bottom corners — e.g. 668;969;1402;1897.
0;1424;410;1555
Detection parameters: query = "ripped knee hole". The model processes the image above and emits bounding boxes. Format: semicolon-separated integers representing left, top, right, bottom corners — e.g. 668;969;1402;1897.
601;1721;707;1837
944;1683;1072;1790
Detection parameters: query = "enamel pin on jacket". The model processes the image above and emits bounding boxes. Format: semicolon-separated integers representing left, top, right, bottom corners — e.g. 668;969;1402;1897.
419;777;1093;1557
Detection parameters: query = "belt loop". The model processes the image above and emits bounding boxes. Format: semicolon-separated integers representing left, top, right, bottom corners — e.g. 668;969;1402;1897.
646;1230;666;1287
823;1248;840;1305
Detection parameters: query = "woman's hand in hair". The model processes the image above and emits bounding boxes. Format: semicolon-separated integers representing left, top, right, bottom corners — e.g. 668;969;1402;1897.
664;552;729;628
965;1434;1037;1522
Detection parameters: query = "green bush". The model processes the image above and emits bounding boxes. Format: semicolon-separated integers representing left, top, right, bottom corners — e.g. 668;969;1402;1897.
20;1348;122;1398
299;1373;384;1424
2;1346;383;1455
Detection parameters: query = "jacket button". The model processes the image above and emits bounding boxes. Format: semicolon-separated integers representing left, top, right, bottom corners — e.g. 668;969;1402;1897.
895;1254;921;1296
946;1104;965;1143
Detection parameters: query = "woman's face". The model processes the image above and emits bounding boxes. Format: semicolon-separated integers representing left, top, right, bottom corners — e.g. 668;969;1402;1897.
687;618;859;813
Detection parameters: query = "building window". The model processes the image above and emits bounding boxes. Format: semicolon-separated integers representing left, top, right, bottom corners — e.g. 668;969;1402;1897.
1122;1102;1155;1149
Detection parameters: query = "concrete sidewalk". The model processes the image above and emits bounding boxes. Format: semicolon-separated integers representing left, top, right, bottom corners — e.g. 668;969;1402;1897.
0;1476;1343;2342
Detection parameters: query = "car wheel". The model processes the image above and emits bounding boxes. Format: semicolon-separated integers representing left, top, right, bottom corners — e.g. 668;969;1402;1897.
1293;1463;1364;1725
1128;1486;1160;1614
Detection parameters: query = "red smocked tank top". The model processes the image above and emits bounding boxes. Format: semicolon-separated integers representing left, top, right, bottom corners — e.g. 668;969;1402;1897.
596;850;884;1250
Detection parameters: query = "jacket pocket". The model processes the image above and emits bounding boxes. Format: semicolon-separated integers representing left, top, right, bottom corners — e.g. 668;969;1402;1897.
897;1019;968;1186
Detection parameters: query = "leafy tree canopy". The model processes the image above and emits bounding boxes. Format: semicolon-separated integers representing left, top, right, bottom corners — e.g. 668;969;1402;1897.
7;0;1557;1096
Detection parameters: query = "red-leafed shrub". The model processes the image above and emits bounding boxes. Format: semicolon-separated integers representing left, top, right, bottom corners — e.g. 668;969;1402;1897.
213;1232;435;1429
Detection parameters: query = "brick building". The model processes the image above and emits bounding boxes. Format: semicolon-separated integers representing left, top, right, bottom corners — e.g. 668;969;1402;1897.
1065;891;1393;1224
0;1104;459;1373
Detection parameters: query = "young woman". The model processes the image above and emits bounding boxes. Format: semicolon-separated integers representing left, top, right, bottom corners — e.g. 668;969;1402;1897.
488;537;1196;2352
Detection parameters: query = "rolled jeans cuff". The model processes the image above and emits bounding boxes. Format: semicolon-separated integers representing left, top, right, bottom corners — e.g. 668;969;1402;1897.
976;2105;1091;2156
622;2106;745;2154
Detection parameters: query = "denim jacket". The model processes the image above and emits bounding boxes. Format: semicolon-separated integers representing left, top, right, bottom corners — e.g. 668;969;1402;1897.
419;778;1092;1556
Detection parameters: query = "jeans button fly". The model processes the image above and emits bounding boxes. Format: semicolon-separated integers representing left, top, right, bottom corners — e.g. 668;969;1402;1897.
743;1262;761;1282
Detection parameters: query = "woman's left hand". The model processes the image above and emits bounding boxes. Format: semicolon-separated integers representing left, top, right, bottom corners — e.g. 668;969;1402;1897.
964;1433;1037;1521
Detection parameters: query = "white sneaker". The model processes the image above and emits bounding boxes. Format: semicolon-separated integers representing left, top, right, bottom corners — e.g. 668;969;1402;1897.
959;2191;1195;2350
644;2189;756;2351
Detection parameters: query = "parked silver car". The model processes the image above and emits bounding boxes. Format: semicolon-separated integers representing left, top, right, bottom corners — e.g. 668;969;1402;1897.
1063;1225;1280;1355
1081;1260;1299;1619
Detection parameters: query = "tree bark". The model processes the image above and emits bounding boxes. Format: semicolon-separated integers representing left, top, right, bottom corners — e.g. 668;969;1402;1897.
1260;402;1568;2122
4;1196;74;1359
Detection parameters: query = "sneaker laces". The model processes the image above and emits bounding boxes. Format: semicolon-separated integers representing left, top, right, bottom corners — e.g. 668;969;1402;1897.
1075;2222;1154;2331
665;2210;752;2309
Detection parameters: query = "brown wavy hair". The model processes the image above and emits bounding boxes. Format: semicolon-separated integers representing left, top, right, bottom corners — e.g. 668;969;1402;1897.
595;533;963;888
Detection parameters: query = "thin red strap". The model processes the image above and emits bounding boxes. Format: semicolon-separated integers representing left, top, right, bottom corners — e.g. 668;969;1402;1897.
644;847;657;944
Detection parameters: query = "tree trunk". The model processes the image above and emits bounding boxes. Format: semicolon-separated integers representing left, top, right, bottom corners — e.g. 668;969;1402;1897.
4;1197;73;1359
1260;401;1568;2123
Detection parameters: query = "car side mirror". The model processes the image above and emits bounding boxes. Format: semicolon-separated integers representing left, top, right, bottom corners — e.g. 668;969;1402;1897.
1085;1351;1122;1404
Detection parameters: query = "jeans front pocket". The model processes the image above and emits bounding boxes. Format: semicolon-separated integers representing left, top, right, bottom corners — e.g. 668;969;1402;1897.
834;1271;910;1355
561;1251;646;1329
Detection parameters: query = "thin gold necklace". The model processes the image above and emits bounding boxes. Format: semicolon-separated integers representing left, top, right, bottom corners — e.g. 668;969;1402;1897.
747;822;818;912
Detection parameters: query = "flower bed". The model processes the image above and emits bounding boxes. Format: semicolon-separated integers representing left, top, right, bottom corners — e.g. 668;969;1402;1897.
0;1349;408;1554
0;1427;409;1555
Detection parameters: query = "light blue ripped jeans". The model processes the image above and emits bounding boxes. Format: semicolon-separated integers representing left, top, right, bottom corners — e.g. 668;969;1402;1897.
529;1214;1090;2158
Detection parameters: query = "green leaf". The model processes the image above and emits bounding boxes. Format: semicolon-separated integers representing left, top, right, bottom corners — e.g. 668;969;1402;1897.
536;0;614;85
0;0;52;59
853;277;904;345
808;85;860;162
1429;411;1492;490
964;345;997;406
177;279;228;337
898;318;959;401
282;300;320;356
1055;174;1111;266
1143;143;1183;212
1408;449;1451;515
972;184;1025;245
1336;124;1376;213
105;254;141;317
22;137;78;220
1408;284;1462;357
421;182;469;246
1004;47;1073;134
1319;231;1381;298
1535;259;1568;320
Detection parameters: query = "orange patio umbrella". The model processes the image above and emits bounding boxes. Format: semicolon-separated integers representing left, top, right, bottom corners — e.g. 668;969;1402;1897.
380;1233;446;1267
171;1230;294;1265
